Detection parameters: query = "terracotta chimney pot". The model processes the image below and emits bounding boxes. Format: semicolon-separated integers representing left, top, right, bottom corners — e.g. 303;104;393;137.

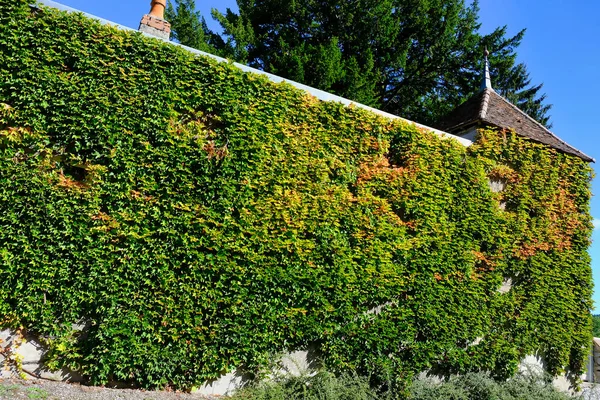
149;0;167;19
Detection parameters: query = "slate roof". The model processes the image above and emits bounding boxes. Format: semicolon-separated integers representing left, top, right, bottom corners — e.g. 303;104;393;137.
434;88;594;162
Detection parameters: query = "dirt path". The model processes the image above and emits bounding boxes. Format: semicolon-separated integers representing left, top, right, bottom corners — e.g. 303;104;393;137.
0;378;222;400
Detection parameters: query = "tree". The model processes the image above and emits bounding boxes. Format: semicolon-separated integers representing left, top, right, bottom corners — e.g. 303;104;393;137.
165;0;217;53
593;314;600;337
484;27;553;128
166;0;552;127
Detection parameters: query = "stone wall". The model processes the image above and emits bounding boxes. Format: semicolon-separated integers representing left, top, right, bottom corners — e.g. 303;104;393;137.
4;327;598;396
0;328;317;396
0;329;79;381
590;338;600;383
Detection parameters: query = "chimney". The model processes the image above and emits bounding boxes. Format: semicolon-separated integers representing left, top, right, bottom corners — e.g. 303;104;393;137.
139;0;171;40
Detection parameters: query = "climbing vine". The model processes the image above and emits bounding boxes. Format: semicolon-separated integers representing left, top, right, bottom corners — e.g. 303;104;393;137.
0;0;593;392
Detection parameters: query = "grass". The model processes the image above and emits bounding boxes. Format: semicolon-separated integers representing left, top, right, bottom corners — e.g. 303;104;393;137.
0;383;21;395
0;383;50;399
25;387;50;399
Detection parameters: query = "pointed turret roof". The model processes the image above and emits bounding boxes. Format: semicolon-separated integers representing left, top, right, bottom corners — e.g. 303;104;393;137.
481;49;493;91
435;53;594;162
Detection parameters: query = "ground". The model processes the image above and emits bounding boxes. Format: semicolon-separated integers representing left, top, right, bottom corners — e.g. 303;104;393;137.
0;378;220;400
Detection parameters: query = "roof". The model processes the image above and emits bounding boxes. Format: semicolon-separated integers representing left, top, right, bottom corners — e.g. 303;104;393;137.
434;88;594;162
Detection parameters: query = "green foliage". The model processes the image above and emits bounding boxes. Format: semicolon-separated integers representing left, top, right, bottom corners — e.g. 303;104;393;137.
485;29;553;128
231;371;378;400
0;0;593;392
0;384;50;400
592;315;600;337
204;0;552;126
165;0;219;53
409;371;578;400
231;371;580;400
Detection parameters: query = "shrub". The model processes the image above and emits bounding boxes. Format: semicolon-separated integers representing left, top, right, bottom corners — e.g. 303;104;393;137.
410;372;576;400
233;371;581;400
231;371;378;400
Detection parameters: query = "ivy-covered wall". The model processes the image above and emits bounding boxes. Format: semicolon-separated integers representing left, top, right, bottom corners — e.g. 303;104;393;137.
0;0;594;392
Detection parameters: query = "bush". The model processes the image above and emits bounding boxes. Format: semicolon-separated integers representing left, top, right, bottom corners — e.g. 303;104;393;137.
410;372;576;400
233;371;580;400
231;371;378;400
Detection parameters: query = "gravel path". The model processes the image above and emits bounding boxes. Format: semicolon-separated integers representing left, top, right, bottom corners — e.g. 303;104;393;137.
0;378;223;400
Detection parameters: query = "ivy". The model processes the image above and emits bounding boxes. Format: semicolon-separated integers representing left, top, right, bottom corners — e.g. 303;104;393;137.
0;0;593;392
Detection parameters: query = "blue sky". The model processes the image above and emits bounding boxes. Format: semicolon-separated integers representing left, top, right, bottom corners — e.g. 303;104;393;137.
46;0;600;309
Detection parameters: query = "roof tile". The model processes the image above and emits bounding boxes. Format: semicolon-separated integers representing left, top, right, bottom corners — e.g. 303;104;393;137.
435;88;594;162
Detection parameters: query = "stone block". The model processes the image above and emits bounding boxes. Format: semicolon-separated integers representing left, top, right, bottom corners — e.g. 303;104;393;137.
139;14;170;40
195;371;246;396
0;329;82;382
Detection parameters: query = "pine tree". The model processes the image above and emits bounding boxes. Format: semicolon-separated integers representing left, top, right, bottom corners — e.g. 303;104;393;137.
166;0;552;127
165;0;216;53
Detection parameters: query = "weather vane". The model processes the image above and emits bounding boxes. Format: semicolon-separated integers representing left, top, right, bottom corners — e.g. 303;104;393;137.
481;48;493;91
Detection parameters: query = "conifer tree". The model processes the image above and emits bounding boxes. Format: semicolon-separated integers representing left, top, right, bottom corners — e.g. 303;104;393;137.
165;0;216;53
166;0;552;127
